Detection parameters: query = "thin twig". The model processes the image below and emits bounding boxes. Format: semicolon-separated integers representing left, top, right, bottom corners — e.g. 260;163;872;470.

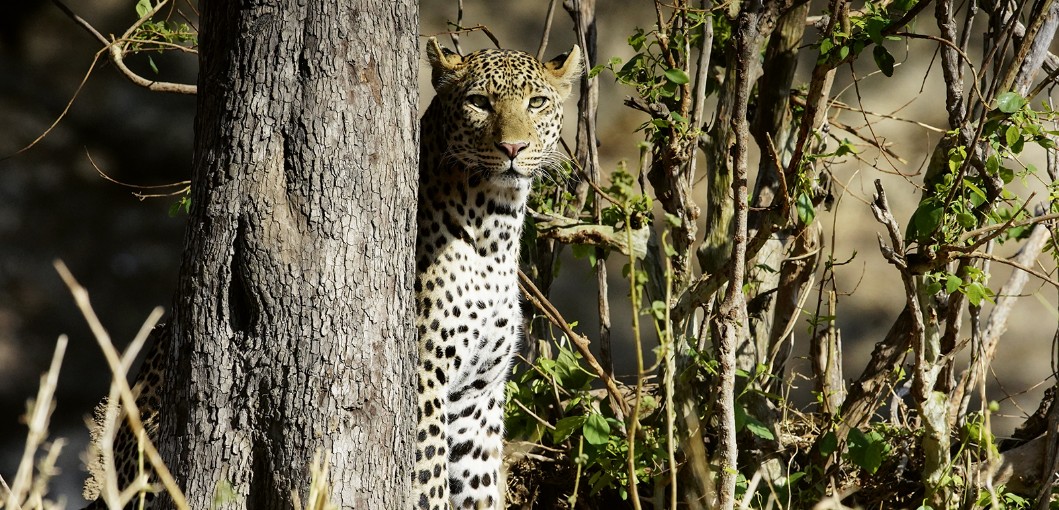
958;251;1059;288
713;5;762;508
89;284;162;508
799;94;947;133
517;270;631;416
450;0;465;54
661;241;678;510
4;52;102;160
995;0;1056;95
896;31;986;105
536;0;560;60
50;0;108;45
511;398;557;431
625;213;645;510
869;180;925;380
427;25;502;50
87;149;191;192
957;204;1057;244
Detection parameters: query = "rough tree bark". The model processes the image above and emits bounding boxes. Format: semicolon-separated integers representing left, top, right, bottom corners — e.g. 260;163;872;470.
156;0;419;508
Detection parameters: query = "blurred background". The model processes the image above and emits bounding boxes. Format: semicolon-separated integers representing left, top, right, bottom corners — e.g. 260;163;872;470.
2;0;1057;506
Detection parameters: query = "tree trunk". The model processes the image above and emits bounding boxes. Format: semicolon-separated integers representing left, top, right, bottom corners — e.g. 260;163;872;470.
157;1;419;508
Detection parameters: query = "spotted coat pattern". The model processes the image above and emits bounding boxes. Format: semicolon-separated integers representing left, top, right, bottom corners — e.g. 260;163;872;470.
81;325;167;510
413;39;581;510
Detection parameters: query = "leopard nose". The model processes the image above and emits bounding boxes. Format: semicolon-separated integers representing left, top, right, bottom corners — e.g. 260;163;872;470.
496;142;529;160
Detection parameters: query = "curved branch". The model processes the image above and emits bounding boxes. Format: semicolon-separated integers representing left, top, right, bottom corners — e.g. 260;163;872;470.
52;0;197;95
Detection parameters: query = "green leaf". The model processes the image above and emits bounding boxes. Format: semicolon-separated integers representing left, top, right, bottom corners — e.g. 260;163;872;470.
956;211;977;229
552;415;587;443
834;138;857;156
147;55;159;75
985;153;1000;174
571;244;598;267
628;30;647;51
847;429;887;475
963;282;993;306
908;202;943;241
819;38;834;57
964;179;987;204
996;91;1027;114
818;431;838;456
862;441;885;474
554;347;593;390
1004;492;1029;506
865;17;887;45
649;300;667;321
796;192;815;226
999;166;1014;184
583;413;611;445
944;273;962;294
588;64;606;79
922;279;943;296
135;0;152;18
744;417;775;440
169;195;191;217
664;68;690;85
1012;135;1025;154
873;45;895;77
1005;124;1021;147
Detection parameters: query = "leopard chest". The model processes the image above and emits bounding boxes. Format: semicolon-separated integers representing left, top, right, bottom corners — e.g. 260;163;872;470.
414;188;526;393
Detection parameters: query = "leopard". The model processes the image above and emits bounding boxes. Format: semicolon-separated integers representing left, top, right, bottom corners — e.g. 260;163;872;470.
79;39;581;510
413;39;581;510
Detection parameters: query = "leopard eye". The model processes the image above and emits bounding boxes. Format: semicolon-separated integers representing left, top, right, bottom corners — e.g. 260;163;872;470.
466;94;491;111
528;96;548;109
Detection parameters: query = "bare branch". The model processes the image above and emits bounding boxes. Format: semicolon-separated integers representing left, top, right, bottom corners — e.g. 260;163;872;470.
451;0;465;54
958;250;1059;289
958;212;1059;244
536;0;560;60
712;4;768;507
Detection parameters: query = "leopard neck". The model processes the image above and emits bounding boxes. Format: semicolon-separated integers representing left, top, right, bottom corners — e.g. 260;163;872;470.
419;105;529;262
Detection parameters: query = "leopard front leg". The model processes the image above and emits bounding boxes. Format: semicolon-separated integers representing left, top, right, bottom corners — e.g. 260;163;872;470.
413;353;450;510
446;381;505;510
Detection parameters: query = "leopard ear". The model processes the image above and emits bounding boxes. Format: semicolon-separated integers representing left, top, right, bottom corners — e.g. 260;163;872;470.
427;37;463;90
543;45;583;99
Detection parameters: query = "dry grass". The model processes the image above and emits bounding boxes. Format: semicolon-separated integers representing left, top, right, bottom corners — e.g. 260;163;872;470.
0;335;67;510
3;261;339;510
